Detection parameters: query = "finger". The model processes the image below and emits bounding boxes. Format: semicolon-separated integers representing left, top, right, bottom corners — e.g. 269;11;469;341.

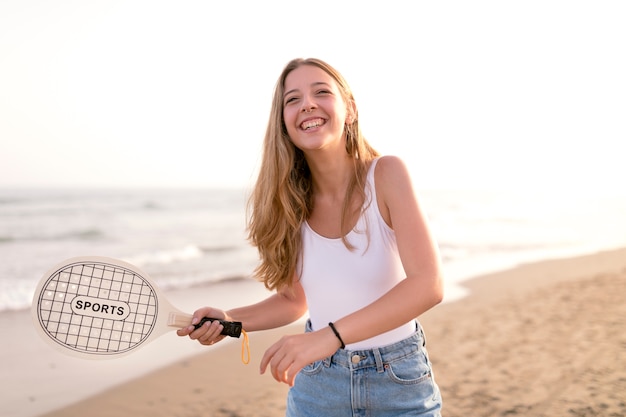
286;365;301;386
277;361;297;386
176;326;194;337
188;321;212;341
273;353;305;386
270;351;292;383
280;367;292;385
197;321;224;344
199;330;225;345
260;341;281;375
191;307;224;326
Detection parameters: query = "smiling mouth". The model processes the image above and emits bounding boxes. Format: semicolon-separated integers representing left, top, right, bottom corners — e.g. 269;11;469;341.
300;118;325;130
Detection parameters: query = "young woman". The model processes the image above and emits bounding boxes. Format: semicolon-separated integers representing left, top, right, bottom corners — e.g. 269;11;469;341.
178;58;444;416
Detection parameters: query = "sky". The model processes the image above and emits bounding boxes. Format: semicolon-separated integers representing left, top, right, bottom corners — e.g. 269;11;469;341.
1;1;625;194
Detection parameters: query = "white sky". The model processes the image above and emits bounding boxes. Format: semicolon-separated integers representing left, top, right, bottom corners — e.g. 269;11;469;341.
1;1;624;194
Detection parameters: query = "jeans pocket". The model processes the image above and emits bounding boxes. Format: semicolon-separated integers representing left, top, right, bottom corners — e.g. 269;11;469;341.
300;359;324;376
378;350;442;414
385;350;433;385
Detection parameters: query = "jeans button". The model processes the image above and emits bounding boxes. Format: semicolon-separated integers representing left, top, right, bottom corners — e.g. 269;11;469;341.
351;355;360;364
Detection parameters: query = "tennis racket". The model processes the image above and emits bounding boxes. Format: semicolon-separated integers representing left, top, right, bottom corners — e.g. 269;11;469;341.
31;256;243;360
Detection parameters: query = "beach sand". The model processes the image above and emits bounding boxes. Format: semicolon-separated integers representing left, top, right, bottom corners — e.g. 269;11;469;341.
6;248;626;417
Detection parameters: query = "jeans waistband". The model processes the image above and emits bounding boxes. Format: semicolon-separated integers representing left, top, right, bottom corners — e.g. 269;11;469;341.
305;320;426;372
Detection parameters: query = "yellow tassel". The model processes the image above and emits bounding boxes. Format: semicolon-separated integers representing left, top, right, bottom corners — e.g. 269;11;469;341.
240;329;250;364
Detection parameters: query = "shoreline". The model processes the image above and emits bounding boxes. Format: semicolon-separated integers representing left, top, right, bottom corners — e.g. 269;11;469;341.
1;278;276;417
4;247;626;417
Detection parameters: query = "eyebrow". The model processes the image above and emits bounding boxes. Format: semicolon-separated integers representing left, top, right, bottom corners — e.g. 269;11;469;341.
284;81;332;98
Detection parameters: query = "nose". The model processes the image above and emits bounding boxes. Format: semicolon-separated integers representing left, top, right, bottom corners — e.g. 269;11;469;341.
301;95;316;113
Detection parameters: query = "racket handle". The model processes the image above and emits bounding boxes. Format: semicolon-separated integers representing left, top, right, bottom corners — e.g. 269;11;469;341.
195;317;243;338
168;313;243;338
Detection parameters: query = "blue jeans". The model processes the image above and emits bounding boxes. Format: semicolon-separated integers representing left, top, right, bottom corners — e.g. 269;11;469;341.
286;321;442;417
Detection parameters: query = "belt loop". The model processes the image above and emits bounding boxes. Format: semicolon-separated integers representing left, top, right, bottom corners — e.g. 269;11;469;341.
373;348;384;373
416;320;426;347
323;356;332;368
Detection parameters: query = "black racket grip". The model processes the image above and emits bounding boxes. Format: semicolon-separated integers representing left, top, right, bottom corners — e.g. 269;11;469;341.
194;317;242;338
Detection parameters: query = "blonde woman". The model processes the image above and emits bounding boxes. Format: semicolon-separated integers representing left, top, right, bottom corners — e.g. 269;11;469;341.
178;58;444;416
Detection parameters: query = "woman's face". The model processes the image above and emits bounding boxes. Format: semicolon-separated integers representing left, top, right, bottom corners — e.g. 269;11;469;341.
282;65;352;154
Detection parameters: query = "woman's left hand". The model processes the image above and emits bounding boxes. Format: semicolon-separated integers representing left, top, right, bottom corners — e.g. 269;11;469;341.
260;327;340;386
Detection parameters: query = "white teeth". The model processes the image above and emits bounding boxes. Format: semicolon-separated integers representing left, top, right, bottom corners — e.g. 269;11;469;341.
301;119;324;130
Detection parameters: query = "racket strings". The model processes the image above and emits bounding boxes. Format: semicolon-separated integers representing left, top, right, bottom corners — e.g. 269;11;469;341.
38;262;158;355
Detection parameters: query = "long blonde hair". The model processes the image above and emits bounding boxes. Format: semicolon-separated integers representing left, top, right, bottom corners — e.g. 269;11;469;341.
247;58;379;292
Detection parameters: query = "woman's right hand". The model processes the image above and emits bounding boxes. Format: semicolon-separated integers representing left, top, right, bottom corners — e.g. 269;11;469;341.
176;306;230;346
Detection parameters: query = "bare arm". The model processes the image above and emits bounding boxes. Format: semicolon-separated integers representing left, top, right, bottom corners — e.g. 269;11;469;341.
176;280;308;344
260;155;444;384
226;281;308;331
332;155;444;344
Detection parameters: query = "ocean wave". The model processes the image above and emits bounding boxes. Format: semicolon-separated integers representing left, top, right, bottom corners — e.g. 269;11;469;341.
160;274;254;291
0;280;35;313
198;245;241;253
142;201;162;210
127;245;205;266
0;197;24;205
437;240;577;263
213;274;257;285
62;228;105;240
0;228;106;243
3;187;625;316
125;244;247;268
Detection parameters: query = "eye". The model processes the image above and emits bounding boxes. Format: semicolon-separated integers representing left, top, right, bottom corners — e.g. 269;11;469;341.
316;89;331;95
284;96;299;105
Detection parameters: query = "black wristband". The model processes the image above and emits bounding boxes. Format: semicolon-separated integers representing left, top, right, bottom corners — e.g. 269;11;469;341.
328;322;345;349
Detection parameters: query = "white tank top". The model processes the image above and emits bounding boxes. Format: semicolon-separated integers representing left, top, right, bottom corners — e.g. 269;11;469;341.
298;157;415;350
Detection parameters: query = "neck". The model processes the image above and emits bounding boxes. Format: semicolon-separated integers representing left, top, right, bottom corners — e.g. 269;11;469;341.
305;152;353;199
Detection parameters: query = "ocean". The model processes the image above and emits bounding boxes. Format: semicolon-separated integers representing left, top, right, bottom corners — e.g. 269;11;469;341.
2;187;626;313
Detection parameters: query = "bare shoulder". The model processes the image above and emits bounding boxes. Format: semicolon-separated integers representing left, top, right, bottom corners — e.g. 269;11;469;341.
373;156;416;227
374;155;413;189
